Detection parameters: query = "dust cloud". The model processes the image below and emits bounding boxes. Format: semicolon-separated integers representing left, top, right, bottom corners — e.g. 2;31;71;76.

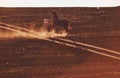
0;21;68;39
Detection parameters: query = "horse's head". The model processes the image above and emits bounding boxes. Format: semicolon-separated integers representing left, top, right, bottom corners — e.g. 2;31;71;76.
51;11;59;21
51;11;57;16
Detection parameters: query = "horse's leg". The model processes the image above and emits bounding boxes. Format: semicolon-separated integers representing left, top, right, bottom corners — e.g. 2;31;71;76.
64;26;69;33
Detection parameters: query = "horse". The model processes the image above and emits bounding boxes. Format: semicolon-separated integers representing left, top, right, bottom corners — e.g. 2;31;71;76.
51;11;72;33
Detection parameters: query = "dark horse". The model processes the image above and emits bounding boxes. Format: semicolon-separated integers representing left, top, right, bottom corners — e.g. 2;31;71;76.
51;11;71;32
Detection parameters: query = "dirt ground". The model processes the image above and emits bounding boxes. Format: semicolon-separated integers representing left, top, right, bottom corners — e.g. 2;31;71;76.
0;7;120;78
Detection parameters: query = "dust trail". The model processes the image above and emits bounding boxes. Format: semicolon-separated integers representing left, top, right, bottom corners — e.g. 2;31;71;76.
0;22;67;38
0;25;49;40
0;23;120;60
0;26;28;38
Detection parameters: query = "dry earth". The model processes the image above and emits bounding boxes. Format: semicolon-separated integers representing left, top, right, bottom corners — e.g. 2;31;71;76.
0;7;120;78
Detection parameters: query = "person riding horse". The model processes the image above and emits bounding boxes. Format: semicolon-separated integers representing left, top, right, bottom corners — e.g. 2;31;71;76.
51;11;72;33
